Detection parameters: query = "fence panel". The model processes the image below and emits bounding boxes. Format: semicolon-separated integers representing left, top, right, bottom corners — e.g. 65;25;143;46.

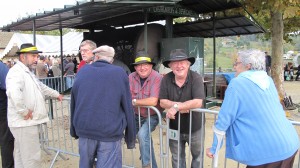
40;98;300;168
41;98;168;168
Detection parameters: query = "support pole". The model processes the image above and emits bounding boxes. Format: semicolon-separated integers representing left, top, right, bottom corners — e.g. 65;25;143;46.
213;12;216;97
144;10;148;53
59;28;64;93
33;20;36;45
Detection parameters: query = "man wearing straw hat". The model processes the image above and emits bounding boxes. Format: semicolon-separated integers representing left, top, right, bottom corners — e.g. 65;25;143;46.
159;49;205;168
6;43;63;168
129;51;162;168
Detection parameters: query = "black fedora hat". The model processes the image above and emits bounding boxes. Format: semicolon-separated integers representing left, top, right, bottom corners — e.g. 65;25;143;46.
163;49;195;68
131;51;156;67
16;43;42;54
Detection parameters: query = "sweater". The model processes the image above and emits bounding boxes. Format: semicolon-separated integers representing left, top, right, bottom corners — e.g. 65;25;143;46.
70;60;135;149
210;70;299;166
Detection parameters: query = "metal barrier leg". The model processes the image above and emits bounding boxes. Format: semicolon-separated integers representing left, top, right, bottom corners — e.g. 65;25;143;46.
49;150;67;168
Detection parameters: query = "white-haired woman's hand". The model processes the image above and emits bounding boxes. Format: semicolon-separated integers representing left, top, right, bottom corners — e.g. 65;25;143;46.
206;148;214;158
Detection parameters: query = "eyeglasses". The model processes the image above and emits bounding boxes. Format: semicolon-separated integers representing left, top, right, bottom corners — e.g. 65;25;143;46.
79;49;91;53
233;61;242;66
135;63;151;68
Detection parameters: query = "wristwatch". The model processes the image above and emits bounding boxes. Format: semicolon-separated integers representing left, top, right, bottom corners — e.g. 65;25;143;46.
173;103;179;111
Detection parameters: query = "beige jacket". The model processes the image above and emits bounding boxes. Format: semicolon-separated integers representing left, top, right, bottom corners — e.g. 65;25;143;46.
6;61;59;127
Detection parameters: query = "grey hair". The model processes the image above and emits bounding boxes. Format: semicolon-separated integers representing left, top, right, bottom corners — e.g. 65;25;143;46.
80;40;97;51
95;54;114;63
93;45;115;63
238;49;266;71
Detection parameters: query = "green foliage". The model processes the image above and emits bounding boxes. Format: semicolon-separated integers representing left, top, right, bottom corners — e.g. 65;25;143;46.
173;17;193;23
238;0;300;43
204;34;299;69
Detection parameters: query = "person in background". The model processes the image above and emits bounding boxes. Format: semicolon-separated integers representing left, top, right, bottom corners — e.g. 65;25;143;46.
129;51;162;168
6;60;13;69
77;40;97;71
265;51;272;76
295;64;300;81
51;58;62;91
64;56;75;89
206;49;299;168
113;58;131;75
159;49;205;168
6;43;63;168
284;62;294;81
0;61;14;168
72;57;78;73
70;45;135;168
36;55;48;78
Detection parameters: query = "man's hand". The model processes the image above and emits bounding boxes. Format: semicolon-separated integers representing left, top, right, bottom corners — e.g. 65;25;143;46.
24;110;33;120
57;94;63;101
166;107;177;119
177;102;190;113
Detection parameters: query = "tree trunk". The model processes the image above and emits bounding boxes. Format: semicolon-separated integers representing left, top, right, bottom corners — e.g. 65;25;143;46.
271;12;285;99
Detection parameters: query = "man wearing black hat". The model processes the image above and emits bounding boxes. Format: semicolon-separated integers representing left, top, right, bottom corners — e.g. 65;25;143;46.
6;43;63;168
159;49;205;168
129;51;162;168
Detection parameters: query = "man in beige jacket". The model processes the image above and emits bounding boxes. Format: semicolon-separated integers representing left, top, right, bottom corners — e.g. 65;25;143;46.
6;43;63;168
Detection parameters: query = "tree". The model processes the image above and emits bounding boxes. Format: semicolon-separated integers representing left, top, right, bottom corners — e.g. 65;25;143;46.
239;0;300;99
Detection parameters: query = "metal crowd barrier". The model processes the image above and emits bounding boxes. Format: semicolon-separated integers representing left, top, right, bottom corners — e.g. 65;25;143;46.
38;75;75;93
40;98;300;168
40;97;170;168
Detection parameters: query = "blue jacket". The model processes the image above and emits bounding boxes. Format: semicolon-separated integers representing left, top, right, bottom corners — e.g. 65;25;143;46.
70;60;135;149
211;71;299;166
0;61;8;90
0;61;9;118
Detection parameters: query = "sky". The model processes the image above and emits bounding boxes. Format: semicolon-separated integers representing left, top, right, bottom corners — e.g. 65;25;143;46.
0;0;81;27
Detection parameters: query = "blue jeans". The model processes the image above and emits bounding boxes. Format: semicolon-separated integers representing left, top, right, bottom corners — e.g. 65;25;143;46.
79;138;122;168
135;115;159;168
66;76;74;89
169;129;203;168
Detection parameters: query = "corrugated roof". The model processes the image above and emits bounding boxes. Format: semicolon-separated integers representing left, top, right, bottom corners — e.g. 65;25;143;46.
0;0;243;32
174;15;265;38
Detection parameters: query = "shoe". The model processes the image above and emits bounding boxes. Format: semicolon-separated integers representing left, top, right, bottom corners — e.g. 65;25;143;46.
143;164;151;168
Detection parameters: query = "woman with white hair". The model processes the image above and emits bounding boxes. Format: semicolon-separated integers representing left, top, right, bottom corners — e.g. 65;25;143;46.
51;58;61;77
206;49;299;168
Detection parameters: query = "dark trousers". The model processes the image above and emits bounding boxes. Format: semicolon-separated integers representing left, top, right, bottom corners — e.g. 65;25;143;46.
0;89;14;168
246;151;297;168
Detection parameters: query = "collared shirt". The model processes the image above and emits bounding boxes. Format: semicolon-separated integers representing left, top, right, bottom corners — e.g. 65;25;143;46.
159;70;205;133
129;70;162;117
0;61;9;90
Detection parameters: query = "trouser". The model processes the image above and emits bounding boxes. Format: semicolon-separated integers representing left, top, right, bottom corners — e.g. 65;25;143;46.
246;151;297;168
10;125;41;168
79;137;122;168
169;129;203;168
135;115;159;168
66;76;74;89
0;118;14;168
0;89;14;168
